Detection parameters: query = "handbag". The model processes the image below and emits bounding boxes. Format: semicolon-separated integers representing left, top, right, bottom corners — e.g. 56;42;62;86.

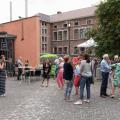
90;62;94;84
90;76;94;84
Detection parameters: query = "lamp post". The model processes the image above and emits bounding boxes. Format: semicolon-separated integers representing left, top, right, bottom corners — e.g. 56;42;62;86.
68;23;71;56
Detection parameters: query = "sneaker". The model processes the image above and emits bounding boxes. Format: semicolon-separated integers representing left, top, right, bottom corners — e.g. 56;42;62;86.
110;95;115;98
100;95;106;98
0;94;5;97
86;100;90;103
104;94;110;97
74;100;82;105
66;99;73;102
83;99;87;102
83;99;90;103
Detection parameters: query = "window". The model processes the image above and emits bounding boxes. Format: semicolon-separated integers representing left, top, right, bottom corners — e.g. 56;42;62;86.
53;47;57;54
63;24;67;28
42;36;44;42
74;22;78;26
63;47;68;54
85;27;91;39
87;19;92;25
74;47;78;54
74;29;79;39
80;28;85;39
42;29;44;34
1;40;7;50
58;47;62;54
54;25;57;29
45;37;47;42
42;44;44;51
45;44;47;51
45;29;47;34
42;44;47;53
80;47;85;52
42;22;44;26
53;32;57;40
63;30;68;40
42;21;47;26
44;22;47;26
58;31;62;40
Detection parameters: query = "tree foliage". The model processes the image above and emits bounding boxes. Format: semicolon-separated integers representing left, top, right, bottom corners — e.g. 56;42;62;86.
89;0;120;57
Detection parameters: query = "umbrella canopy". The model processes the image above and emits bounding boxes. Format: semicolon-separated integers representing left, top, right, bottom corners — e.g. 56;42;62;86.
77;38;97;48
40;53;58;59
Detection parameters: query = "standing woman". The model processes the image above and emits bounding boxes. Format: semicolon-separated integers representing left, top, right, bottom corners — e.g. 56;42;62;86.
0;55;7;97
74;54;92;105
63;56;73;101
56;57;64;89
41;60;51;87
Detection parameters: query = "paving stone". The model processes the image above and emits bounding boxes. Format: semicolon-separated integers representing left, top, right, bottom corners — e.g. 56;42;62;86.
0;77;120;120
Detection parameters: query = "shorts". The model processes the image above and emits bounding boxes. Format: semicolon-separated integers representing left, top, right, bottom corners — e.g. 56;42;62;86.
74;75;80;87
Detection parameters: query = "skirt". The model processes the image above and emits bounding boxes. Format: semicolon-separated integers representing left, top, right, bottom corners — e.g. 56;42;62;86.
0;70;6;95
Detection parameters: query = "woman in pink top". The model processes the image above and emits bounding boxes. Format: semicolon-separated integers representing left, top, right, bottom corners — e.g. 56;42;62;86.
56;57;64;89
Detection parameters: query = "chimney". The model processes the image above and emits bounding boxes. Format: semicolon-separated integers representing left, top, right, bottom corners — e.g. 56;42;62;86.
57;11;62;14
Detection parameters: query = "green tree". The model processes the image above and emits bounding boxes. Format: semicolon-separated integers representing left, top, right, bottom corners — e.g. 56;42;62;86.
89;0;120;57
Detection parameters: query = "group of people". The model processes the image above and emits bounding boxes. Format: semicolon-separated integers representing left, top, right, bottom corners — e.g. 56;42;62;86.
100;54;120;99
1;53;120;103
54;54;96;104
15;57;31;80
54;54;120;104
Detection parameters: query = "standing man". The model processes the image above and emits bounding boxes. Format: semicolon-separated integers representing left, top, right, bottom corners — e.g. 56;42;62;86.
100;54;111;98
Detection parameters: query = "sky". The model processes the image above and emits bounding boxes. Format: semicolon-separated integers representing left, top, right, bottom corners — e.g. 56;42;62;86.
0;0;102;23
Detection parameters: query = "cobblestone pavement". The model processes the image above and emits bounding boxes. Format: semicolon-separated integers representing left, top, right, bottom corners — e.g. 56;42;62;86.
0;77;120;120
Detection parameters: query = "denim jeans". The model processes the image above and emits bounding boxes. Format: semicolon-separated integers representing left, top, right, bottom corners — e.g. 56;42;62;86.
64;80;73;98
100;72;109;96
80;76;91;100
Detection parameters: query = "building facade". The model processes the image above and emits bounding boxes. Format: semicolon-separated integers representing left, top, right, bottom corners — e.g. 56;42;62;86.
0;6;97;67
38;6;97;56
0;16;40;67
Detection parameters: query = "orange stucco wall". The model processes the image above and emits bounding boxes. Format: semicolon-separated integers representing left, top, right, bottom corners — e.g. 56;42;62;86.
0;16;40;67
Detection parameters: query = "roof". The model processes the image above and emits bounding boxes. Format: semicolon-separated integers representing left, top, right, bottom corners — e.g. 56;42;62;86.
50;6;97;22
35;6;97;23
35;13;50;22
0;32;16;39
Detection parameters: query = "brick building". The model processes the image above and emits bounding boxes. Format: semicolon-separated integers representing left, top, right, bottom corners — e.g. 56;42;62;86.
37;6;97;55
0;6;97;69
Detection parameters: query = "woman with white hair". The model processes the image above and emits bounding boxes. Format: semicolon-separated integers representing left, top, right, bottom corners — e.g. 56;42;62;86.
112;55;119;64
100;54;111;98
56;57;64;89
